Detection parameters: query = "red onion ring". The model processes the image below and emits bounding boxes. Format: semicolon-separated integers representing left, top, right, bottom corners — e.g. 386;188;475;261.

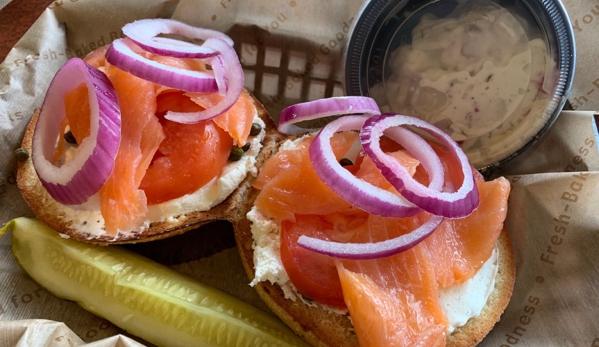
122;18;233;58
297;214;443;260
164;38;244;124
361;114;479;218
309;115;422;218
381;126;445;195
106;38;219;93
287;98;480;258
210;55;227;95
278;96;380;134
31;58;121;205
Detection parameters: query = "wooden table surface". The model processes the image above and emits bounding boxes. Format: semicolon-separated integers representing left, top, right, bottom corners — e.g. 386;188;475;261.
0;0;55;62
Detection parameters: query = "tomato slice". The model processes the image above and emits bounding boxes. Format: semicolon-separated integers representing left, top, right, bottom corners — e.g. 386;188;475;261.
280;211;369;308
140;91;234;204
280;215;346;308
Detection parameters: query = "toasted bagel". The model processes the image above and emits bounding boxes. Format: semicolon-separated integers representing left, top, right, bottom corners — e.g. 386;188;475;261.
232;185;515;347
17;90;287;245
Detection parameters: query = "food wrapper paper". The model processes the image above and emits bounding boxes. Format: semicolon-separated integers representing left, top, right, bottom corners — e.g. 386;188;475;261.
1;0;598;346
560;0;599;112
0;320;145;347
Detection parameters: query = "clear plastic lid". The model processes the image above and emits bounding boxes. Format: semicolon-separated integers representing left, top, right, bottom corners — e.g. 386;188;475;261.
344;0;575;170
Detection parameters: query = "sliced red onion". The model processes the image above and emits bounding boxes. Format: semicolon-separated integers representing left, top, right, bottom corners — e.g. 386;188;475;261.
164;38;244;124
122;18;233;58
382;126;445;194
31;58;121;205
297;214;443;260
361;114;479;218
278;97;381;134
210;55;227;95
309;116;422;218
106;38;218;93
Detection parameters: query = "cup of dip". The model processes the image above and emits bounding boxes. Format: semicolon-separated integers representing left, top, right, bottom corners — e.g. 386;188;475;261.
344;0;575;170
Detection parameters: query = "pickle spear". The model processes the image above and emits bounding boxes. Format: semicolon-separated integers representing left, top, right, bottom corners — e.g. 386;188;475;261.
1;217;309;347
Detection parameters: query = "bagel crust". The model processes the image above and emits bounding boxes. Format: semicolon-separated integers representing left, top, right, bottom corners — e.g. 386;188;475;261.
17;90;286;245
233;194;516;347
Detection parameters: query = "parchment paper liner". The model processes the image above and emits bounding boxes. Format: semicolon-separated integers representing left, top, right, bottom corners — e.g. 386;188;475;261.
1;1;598;346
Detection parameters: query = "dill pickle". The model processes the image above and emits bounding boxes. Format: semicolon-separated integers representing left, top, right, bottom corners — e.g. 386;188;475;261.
1;218;309;347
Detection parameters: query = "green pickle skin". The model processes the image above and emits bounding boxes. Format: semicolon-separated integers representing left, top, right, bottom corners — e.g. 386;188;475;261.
1;217;309;347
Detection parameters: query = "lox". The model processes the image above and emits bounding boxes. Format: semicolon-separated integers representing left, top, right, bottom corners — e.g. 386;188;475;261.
17;19;276;243
235;97;515;347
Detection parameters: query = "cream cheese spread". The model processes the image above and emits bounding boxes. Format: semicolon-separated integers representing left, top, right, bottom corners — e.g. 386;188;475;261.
439;247;498;333
50;111;265;238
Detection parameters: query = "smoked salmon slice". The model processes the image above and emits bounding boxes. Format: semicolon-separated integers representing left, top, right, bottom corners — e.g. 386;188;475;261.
146;51;253;146
410;141;507;287
83;45;109;70
53;44;250;234
52;118;69;163
98;64;165;234
52;83;91;163
150;55;207;72
73;46;240;232
252;131;509;346
423;178;510;287
63;83;91;143
337;214;448;347
253;132;358;222
354;149;420;191
188;89;255;146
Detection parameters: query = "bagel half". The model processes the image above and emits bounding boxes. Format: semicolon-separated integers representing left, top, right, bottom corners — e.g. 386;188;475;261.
17;90;287;245
231;179;516;347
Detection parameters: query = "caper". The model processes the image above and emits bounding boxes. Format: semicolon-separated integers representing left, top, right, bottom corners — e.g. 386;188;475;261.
229;145;244;161
64;130;77;145
249;123;262;136
14;148;30;162
339;158;353;167
241;142;251;152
